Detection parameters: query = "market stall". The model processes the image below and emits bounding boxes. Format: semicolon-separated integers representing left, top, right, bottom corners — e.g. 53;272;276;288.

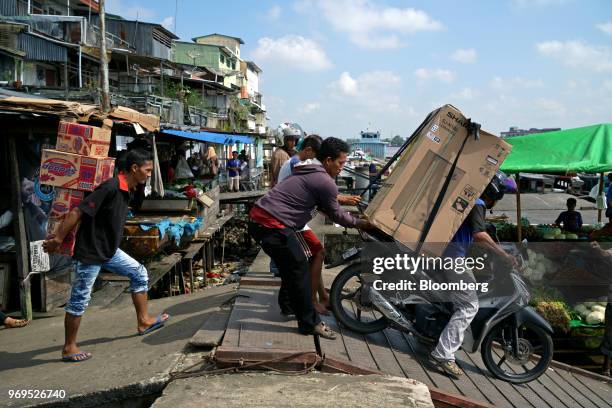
498;123;612;371
118;128;258;291
501;123;612;237
0;96;162;317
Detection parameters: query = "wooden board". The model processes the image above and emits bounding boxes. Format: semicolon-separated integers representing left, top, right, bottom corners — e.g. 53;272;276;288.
189;309;232;347
41;267;72;312
147;253;183;288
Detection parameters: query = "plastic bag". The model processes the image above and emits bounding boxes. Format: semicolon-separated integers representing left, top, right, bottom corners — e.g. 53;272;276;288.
174;157;194;179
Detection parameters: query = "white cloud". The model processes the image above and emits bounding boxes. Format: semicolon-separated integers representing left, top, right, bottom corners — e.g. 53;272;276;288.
300;102;320;114
252;35;332;71
309;0;442;50
603;80;612;90
414;68;456;83
489;76;544;91
449;88;479;100
329;70;402;111
160;16;174;31
597;21;612;36
536;40;612;72
266;5;282;21
451;48;477;64
106;0;155;20
335;72;358;96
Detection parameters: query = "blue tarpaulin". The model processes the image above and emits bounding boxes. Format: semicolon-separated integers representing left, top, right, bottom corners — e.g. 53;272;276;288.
139;217;203;245
161;129;254;145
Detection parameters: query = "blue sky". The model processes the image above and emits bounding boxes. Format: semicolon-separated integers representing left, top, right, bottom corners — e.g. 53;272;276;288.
107;0;612;139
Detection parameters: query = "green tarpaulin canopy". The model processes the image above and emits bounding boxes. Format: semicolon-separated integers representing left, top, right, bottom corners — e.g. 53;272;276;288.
500;124;612;174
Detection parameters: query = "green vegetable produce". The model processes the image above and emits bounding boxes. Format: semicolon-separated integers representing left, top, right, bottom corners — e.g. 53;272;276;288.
586;310;605;325
535;301;571;333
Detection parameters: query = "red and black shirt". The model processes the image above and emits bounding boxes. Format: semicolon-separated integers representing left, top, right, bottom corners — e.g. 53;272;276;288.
74;173;143;264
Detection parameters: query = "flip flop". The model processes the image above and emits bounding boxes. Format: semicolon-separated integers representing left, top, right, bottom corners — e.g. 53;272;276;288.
138;314;169;336
61;351;92;363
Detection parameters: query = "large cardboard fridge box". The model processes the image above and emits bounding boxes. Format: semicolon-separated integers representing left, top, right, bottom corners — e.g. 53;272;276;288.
39;149;115;192
365;104;512;257
56;121;112;157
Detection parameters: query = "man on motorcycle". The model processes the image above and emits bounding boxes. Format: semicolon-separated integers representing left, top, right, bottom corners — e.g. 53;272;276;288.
431;171;518;377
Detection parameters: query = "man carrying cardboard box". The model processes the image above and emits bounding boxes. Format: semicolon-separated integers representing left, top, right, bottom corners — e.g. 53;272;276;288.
430;172;518;377
43;149;169;363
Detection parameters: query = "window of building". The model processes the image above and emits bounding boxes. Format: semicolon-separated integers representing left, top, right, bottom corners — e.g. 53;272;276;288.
220;54;225;64
31;1;43;14
231;60;236;70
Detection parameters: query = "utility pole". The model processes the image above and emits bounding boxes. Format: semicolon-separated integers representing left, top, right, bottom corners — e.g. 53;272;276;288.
99;0;110;112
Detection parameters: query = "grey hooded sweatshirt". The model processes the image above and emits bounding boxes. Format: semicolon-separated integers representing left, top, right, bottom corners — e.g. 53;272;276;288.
255;164;365;230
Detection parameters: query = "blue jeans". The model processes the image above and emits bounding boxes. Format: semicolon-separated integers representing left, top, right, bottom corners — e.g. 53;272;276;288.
65;248;149;316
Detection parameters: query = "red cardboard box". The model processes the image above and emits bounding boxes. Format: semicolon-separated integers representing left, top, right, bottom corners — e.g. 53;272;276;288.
47;218;79;256
40;149;115;192
56;121;112;157
49;188;84;218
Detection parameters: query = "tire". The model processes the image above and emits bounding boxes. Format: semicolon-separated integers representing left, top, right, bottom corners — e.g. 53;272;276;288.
329;263;388;334
481;321;553;384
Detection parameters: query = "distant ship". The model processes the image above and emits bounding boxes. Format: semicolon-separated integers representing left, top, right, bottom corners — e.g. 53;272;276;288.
349;131;387;159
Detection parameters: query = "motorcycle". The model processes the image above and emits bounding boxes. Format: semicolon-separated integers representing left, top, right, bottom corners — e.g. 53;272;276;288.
327;227;554;384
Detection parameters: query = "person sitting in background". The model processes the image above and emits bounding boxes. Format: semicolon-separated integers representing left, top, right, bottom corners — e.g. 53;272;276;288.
554;198;583;233
1;311;28;328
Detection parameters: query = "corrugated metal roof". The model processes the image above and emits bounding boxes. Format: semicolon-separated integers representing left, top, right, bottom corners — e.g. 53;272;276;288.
18;32;67;62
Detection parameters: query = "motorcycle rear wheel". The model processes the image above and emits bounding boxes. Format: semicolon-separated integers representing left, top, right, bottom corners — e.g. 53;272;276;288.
330;263;388;334
481;322;553;384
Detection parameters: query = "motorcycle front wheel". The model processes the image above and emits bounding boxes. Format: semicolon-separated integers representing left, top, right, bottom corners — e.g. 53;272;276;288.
481;322;553;384
329;263;388;334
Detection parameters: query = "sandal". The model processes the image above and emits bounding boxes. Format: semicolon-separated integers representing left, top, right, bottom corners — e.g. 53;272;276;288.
312;322;337;340
61;351;92;362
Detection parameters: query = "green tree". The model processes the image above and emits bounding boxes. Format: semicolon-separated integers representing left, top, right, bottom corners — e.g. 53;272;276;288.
390;135;405;146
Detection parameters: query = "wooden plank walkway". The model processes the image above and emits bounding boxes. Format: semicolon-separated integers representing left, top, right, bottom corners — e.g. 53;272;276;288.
219;190;266;203
217;251;612;408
